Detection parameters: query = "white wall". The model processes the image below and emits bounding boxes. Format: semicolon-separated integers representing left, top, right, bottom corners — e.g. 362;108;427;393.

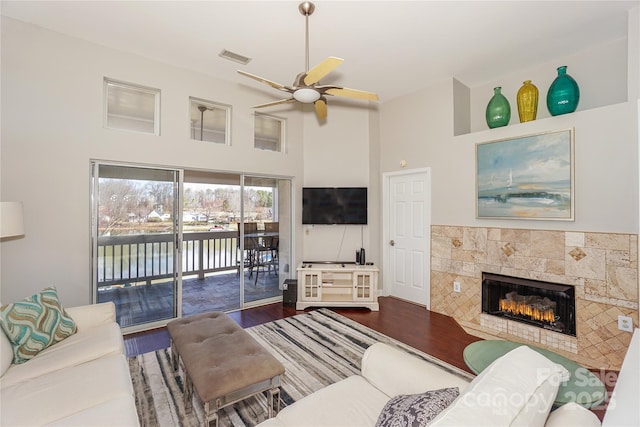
0;17;382;306
0;17;309;305
301;103;376;263
380;29;639;235
469;37;628;132
630;8;640;101
3;8;639;306
380;81;454;174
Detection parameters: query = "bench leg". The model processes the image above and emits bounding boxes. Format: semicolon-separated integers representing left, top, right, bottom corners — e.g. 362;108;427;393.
171;340;179;371
184;374;193;413
268;386;281;418
204;401;218;427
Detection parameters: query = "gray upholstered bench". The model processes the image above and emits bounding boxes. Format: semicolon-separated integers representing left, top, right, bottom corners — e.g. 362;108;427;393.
167;312;285;427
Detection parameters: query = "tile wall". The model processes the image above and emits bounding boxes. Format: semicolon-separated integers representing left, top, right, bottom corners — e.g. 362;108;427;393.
430;226;639;370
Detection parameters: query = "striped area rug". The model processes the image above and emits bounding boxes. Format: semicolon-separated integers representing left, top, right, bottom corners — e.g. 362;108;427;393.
128;309;473;427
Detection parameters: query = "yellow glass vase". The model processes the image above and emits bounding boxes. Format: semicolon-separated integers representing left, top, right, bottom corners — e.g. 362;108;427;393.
517;80;539;122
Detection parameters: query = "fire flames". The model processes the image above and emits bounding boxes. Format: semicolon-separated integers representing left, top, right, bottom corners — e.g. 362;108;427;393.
499;299;556;323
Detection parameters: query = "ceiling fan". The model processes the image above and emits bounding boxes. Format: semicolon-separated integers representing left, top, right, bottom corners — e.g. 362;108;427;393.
238;1;379;120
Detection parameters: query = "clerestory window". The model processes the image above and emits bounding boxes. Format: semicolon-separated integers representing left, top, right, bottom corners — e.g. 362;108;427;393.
189;97;231;144
254;113;285;152
104;78;160;135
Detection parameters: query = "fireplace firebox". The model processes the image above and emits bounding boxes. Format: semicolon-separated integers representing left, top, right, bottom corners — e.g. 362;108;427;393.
482;272;576;336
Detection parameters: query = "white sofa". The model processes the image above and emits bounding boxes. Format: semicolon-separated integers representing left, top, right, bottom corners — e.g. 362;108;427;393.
259;328;640;427
0;302;140;426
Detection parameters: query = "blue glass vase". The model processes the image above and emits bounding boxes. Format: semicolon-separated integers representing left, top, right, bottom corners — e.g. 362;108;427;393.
485;87;511;128
546;66;580;116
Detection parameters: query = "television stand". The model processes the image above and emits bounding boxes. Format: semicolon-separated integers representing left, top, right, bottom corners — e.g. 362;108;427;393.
296;263;379;311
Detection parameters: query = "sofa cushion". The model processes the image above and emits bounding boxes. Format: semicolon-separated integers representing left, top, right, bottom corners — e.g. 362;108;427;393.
375;387;459;427
430;346;568;427
256;419;285;427
65;302;116;332
275;375;391;427
0;353;133;426
361;343;471;397
0;321;123;388
544;402;601;427
44;395;140;427
0;287;77;364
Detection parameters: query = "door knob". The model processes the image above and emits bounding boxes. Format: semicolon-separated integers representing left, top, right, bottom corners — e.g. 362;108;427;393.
390;240;395;246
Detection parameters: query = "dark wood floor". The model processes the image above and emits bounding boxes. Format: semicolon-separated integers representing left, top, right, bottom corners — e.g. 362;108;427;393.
124;296;611;421
123;296;479;373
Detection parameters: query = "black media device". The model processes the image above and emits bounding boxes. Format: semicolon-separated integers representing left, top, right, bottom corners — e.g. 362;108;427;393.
302;187;367;225
282;279;297;306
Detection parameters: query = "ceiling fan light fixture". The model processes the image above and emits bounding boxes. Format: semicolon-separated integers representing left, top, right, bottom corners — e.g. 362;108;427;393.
293;88;321;103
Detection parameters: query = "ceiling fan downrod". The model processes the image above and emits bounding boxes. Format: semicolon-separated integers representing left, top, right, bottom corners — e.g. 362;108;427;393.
299;2;315;73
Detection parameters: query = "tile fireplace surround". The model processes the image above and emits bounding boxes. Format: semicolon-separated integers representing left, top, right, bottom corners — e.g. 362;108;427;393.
431;226;639;370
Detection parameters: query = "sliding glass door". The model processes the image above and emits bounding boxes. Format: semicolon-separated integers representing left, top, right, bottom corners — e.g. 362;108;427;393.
181;171;243;314
91;162;292;331
241;176;291;307
91;163;180;330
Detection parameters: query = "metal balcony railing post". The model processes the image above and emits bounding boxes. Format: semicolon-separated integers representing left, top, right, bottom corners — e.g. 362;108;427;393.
198;240;205;280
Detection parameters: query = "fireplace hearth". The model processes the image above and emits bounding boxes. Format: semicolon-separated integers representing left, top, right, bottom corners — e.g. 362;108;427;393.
482;272;576;336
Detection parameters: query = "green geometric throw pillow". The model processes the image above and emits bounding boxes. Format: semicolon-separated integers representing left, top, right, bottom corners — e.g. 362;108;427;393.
0;286;77;364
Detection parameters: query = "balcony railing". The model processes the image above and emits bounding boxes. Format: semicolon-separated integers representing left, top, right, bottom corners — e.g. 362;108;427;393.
96;230;240;288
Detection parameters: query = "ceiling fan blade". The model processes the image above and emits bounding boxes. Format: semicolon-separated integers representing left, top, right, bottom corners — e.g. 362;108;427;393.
238;70;287;91
254;98;296;108
304;57;344;86
314;98;328;120
325;87;379;101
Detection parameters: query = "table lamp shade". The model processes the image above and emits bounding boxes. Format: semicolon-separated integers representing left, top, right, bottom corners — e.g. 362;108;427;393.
1;202;25;238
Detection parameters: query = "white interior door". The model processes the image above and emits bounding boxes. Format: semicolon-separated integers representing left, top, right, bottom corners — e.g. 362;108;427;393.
384;169;431;307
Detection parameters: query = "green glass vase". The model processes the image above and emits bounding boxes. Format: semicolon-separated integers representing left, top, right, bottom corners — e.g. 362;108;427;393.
486;87;511;128
546;66;580;116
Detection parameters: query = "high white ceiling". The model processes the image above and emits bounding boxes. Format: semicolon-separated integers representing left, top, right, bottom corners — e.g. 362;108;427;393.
2;1;638;103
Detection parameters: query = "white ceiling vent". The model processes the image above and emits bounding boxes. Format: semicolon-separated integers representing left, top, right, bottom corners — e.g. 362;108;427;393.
219;49;251;65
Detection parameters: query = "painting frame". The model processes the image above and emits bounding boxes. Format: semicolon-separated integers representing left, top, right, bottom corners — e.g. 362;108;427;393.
476;128;575;221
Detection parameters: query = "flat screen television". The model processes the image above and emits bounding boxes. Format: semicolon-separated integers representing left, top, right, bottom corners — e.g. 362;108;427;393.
302;187;367;225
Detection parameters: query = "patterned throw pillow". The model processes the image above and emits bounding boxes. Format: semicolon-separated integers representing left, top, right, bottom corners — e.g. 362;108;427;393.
0;287;77;364
375;387;460;427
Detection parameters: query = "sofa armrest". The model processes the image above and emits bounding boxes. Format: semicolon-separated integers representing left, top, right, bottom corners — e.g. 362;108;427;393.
602;328;639;427
545;402;601;427
65;302;117;331
256;418;286;427
361;343;471;397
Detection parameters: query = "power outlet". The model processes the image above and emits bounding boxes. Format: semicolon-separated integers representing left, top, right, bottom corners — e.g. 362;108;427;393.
453;281;461;293
618;315;634;332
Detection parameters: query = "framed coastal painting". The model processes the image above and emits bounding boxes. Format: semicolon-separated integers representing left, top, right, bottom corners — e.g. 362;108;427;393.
476;128;574;221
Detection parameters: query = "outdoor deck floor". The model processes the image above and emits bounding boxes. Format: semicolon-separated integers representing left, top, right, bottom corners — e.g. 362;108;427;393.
97;267;281;328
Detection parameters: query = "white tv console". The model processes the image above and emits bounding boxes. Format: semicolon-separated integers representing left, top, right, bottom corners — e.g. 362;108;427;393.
296;263;379;311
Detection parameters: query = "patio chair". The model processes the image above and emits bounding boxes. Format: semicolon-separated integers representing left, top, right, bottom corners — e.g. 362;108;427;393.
237;222;259;278
253;223;279;285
